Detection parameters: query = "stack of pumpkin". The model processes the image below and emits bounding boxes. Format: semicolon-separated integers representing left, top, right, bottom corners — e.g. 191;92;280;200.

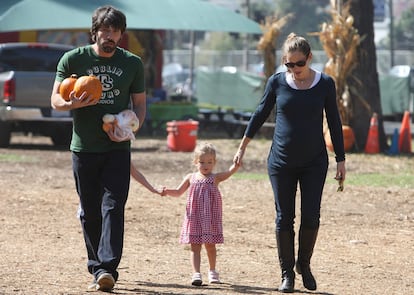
59;74;102;102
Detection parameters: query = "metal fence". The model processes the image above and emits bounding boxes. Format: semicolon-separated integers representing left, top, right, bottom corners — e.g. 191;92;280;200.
164;49;414;75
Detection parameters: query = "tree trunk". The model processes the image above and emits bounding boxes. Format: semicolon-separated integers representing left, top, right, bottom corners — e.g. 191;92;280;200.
348;0;388;152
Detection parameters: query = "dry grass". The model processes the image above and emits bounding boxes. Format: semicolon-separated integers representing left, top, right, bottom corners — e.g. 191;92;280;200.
0;135;413;294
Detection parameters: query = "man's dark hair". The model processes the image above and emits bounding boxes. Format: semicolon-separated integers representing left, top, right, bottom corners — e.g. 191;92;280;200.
90;6;127;42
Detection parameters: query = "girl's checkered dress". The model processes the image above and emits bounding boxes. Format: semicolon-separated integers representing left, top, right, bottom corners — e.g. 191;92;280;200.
180;173;223;244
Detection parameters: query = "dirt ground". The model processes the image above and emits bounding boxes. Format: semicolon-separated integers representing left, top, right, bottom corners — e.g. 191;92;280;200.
0;133;413;295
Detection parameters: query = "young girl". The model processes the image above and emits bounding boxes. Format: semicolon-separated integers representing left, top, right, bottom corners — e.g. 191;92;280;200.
162;142;240;286
130;163;163;195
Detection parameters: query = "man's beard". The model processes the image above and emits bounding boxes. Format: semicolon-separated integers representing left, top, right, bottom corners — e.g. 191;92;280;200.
101;40;118;53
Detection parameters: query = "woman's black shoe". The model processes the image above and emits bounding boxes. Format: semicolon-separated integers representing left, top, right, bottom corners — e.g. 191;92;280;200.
278;271;295;293
296;262;316;291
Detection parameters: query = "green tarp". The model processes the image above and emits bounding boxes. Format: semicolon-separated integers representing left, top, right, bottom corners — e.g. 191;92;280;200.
195;69;264;112
380;74;411;116
195;69;413;116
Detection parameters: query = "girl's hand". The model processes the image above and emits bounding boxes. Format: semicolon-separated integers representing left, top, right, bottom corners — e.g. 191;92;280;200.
230;162;241;171
153;187;164;195
233;148;245;166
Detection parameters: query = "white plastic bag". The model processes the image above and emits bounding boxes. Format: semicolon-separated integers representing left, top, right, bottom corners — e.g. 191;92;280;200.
102;110;140;141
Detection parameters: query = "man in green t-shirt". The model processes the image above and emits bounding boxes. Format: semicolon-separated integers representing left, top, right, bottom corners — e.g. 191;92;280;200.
51;5;146;292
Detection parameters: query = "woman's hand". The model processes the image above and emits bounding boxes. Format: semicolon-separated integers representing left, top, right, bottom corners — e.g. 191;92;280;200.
233;147;245;166
233;136;250;166
335;161;346;191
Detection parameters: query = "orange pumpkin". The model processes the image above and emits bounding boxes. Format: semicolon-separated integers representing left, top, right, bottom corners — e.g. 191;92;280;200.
102;114;117;133
73;75;102;102
102;122;114;132
325;125;355;152
59;74;78;101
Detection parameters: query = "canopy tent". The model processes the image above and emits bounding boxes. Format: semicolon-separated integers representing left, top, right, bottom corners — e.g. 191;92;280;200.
0;0;261;34
0;0;263;105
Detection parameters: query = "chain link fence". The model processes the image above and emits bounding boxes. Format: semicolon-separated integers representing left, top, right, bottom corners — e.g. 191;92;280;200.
164;49;414;74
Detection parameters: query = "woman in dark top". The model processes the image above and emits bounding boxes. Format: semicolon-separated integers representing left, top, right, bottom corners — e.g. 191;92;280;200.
233;33;346;293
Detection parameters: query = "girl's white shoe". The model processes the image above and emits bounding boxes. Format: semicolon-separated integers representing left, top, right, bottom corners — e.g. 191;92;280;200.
208;270;220;284
191;272;202;286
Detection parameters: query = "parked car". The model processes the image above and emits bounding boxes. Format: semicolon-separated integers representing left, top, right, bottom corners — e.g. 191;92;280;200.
0;42;74;147
247;63;264;76
162;63;195;99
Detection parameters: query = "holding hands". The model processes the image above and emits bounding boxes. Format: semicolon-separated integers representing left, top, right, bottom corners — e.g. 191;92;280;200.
233;147;245;166
233;136;250;166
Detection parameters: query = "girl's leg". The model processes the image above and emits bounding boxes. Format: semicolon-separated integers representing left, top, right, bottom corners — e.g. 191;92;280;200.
190;244;202;273
205;243;220;283
205;243;216;271
190;244;203;286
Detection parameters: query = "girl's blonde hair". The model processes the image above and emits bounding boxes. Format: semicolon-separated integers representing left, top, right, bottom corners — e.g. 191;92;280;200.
193;142;216;164
281;32;311;63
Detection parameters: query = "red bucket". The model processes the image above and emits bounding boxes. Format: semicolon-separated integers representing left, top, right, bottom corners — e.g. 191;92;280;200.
166;120;199;152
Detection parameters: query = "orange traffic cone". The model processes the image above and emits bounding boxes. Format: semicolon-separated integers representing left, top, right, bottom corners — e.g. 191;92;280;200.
364;113;380;154
398;111;412;153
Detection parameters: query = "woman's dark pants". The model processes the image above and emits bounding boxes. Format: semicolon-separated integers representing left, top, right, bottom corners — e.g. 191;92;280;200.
268;153;328;291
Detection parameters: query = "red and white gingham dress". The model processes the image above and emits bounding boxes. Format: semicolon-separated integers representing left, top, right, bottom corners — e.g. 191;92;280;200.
179;173;223;244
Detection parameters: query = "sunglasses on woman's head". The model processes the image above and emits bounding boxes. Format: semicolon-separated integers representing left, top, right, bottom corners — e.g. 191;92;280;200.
284;60;307;68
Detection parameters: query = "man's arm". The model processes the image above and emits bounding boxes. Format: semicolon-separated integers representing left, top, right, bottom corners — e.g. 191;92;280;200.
131;92;146;131
51;80;97;111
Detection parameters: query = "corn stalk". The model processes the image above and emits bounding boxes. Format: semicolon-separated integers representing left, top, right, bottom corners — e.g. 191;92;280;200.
310;0;363;125
256;14;292;137
257;14;293;81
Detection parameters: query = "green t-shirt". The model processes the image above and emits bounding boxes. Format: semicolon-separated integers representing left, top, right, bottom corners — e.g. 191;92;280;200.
56;45;145;152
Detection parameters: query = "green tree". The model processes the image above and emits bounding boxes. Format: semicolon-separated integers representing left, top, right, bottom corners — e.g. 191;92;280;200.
274;0;331;49
199;32;243;50
394;6;414;49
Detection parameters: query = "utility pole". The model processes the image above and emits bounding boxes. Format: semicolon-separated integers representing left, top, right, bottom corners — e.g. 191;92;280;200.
389;0;395;67
242;0;250;71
